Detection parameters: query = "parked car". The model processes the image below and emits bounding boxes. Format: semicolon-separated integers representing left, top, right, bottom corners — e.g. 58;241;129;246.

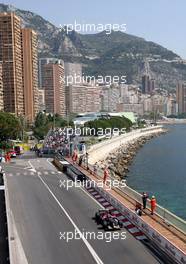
8;150;16;158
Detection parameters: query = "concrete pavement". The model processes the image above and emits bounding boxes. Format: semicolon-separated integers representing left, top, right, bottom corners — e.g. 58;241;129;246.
88;126;165;164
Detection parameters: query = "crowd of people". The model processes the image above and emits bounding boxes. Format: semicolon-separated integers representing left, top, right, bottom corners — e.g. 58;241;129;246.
41;128;73;157
44;128;69;151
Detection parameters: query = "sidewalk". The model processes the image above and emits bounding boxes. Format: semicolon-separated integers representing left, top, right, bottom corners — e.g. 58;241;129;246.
88;126;165;164
66;157;186;254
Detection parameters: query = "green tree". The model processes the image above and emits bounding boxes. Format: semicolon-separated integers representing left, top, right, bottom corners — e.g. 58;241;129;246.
0;112;21;141
33;112;70;140
35;112;48;127
33;112;50;140
85;116;132;135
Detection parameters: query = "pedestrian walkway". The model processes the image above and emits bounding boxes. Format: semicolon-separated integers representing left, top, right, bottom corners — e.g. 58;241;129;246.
66;157;186;254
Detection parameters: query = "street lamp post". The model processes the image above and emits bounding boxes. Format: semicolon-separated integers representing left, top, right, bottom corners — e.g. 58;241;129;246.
22;117;25;142
53;114;56;130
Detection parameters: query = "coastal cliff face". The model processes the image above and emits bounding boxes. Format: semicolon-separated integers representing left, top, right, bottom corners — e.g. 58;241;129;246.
97;131;166;179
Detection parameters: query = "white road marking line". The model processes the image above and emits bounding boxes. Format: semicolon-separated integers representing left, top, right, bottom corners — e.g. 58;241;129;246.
16;173;20;176
28;161;36;173
111;210;119;214
101;202;110;206
136;235;147;240
30;159;104;264
44;171;49;175
128;227;140;234
87;188;95;192
103;206;114;210
91;191;98;195
97;198;105;202
37;173;104;264
94;195;101;198
46;158;56;168
86;187;93;190
122;221;131;227
8;173;13;177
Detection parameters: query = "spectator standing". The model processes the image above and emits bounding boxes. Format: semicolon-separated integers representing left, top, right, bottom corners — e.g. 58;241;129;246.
103;167;109;184
150;196;157;215
93;162;98;175
135;202;142;216
142;192;148;209
78;155;83;166
72;148;78;163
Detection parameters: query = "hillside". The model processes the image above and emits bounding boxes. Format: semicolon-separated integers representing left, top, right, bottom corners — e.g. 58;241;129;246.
1;3;186;89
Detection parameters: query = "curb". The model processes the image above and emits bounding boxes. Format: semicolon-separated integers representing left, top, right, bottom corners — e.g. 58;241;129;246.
86;186;147;241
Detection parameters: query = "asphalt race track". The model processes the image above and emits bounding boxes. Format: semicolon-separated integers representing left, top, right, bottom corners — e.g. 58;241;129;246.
3;153;174;264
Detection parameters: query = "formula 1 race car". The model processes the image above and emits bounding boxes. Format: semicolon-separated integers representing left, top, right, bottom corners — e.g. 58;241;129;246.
94;209;123;231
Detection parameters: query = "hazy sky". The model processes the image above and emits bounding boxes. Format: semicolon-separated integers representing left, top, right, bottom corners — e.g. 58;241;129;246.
2;0;186;58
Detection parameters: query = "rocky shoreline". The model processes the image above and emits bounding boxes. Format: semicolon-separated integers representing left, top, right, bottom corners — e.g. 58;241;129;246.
96;130;167;179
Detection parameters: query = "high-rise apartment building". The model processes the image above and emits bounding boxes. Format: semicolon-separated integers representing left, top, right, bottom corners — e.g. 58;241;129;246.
22;28;39;122
100;86;120;112
0;12;39;120
149;79;155;93
0;63;4;111
142;75;149;94
166;96;177;116
64;62;82;85
65;84;102;114
0;12;24;115
38;58;64;89
116;103;144;115
44;63;66;116
142;75;155;94
176;82;186;114
38;89;45;112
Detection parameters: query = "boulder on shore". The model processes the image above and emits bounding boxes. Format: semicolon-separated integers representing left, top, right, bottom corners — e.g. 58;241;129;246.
97;131;165;180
